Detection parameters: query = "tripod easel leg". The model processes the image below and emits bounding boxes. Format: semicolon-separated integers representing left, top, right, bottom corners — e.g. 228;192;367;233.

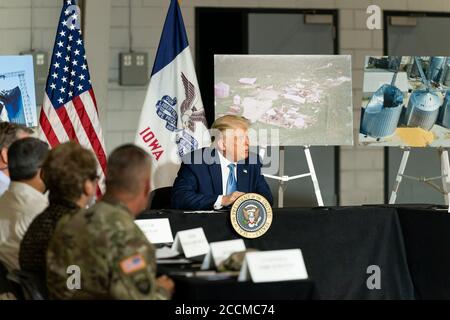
304;146;324;206
389;148;410;204
262;146;324;208
439;148;450;211
278;146;285;208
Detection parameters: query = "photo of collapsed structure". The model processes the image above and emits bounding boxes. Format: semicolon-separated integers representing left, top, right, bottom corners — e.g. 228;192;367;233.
0;56;37;127
359;56;450;147
214;55;353;146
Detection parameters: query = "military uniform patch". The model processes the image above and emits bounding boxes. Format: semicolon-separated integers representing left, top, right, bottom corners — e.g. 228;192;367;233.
230;193;273;239
120;254;147;274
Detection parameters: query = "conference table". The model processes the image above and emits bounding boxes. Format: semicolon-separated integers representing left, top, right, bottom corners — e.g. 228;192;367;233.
138;204;450;300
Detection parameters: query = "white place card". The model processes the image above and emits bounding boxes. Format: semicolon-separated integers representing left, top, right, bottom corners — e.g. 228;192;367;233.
238;249;308;283
156;246;179;259
201;239;246;270
171;227;210;258
135;218;174;244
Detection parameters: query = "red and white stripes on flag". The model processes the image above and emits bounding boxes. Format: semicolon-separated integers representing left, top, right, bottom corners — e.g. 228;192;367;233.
39;89;107;196
38;1;106;197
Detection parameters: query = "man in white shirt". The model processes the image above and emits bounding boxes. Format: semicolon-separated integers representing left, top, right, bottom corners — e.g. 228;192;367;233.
0;122;33;196
171;115;273;210
0;137;49;271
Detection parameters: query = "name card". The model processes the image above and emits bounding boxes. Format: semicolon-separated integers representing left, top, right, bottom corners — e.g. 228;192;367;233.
238;249;308;283
201;239;246;270
171;228;210;258
135;218;173;244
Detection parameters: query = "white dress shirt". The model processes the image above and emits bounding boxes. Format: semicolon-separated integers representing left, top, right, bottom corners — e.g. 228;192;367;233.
213;150;237;210
0;171;10;197
0;182;48;271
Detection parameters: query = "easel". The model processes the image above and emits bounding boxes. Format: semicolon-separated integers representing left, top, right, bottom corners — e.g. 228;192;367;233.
389;147;450;212
260;146;324;208
389;57;450;212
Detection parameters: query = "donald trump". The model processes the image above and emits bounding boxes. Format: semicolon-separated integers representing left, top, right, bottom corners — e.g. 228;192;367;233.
171;115;273;210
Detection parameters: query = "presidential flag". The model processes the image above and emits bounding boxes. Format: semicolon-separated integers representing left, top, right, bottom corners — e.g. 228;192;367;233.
135;0;210;190
38;0;107;195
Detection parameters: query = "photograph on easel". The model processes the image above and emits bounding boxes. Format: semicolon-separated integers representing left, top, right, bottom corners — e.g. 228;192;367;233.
214;55;353;146
0;55;37;127
359;55;450;147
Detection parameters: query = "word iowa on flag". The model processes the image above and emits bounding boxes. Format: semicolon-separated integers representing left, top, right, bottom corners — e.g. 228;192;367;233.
135;0;210;191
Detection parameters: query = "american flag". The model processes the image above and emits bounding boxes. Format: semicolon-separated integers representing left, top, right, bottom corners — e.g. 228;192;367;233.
38;0;106;195
119;254;146;274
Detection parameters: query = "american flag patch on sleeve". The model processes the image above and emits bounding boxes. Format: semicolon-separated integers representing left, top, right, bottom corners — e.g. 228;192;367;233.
120;254;147;274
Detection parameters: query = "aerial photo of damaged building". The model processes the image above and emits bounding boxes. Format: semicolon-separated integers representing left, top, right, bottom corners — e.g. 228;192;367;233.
214;55;353;146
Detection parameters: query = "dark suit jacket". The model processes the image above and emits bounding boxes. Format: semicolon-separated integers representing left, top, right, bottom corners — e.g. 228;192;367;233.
171;148;273;210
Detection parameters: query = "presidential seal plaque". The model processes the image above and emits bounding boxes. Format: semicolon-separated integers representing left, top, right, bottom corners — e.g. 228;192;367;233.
230;193;273;239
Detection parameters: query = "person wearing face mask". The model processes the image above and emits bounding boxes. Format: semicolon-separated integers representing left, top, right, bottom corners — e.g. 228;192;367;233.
19;142;99;282
171;115;273;210
46;144;174;300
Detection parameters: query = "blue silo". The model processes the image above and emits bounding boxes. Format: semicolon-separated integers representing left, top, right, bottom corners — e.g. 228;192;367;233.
428;56;447;85
404;89;441;130
438;91;450;128
361;84;403;138
443;59;450;86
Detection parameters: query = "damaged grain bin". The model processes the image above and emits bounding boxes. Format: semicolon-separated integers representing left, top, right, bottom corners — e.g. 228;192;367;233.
360;84;403;138
438;91;450;128
442;59;450;86
404;89;441;130
428;56;447;85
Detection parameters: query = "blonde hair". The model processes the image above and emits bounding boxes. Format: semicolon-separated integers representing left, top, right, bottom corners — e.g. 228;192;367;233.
211;115;250;143
211;115;250;131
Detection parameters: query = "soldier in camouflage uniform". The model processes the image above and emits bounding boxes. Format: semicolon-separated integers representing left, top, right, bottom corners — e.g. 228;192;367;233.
46;144;174;300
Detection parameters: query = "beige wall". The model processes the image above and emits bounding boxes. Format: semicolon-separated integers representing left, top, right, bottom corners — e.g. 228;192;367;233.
84;0;112;129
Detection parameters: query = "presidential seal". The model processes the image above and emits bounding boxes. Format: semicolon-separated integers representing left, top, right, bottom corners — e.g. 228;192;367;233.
230;193;273;239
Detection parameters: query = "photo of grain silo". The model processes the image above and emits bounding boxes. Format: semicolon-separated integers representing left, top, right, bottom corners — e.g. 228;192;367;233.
359;56;450;147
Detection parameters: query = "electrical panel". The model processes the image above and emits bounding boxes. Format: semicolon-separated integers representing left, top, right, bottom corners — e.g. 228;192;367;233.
119;52;149;86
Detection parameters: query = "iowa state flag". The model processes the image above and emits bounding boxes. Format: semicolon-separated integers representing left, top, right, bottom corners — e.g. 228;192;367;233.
135;0;210;190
